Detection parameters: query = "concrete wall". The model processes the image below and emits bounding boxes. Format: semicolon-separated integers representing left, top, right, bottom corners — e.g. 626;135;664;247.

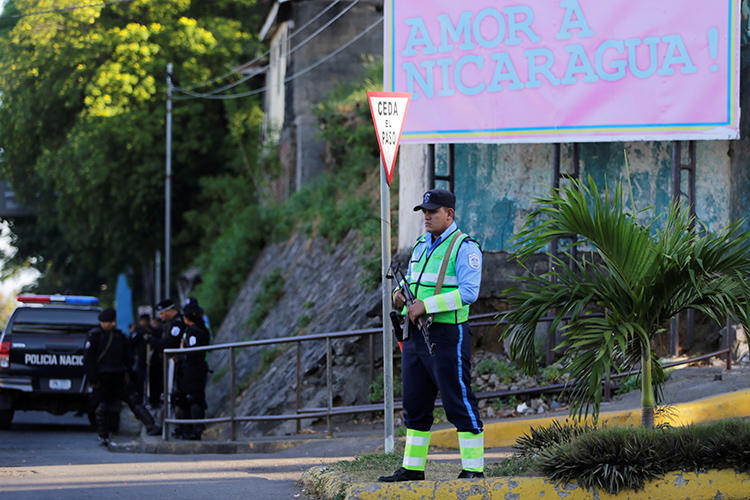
398;139;744;252
288;0;382;190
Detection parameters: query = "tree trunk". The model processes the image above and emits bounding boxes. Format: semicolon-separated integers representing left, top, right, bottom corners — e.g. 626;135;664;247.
640;344;655;429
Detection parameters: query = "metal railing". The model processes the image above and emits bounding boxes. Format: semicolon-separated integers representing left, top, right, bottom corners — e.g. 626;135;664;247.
160;312;733;441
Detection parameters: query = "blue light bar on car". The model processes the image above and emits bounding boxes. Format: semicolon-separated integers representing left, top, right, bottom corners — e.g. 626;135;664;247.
17;294;99;305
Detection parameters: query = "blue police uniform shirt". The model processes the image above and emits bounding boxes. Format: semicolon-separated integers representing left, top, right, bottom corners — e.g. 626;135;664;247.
414;221;482;306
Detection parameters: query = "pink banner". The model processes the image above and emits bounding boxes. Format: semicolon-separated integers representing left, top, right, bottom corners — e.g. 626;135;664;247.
384;0;740;144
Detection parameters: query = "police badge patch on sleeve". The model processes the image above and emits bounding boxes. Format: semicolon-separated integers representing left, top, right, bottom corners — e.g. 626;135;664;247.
189;336;197;346
85;340;91;349
171;326;181;337
468;252;481;269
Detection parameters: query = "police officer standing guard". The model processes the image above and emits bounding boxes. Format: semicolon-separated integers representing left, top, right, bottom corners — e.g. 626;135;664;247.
174;303;210;440
147;299;187;435
84;308;161;445
379;189;484;482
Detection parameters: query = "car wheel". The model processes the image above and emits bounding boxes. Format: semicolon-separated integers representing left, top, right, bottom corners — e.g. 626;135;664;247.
0;408;14;429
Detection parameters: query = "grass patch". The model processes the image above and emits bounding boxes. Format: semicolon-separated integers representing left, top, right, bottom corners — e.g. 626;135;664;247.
243;268;285;333
331;451;403;474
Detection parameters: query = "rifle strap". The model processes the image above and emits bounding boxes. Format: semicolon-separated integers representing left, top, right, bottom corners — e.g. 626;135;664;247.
97;330;114;364
434;231;462;295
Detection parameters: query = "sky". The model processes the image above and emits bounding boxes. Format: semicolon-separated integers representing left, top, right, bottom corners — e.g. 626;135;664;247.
0;222;40;297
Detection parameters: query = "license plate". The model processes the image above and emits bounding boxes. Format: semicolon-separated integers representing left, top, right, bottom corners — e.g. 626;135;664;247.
49;379;71;390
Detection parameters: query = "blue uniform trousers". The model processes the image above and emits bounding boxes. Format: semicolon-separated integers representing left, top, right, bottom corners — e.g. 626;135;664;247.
401;321;483;434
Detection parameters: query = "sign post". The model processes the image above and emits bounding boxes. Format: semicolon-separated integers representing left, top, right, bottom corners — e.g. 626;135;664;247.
367;91;411;453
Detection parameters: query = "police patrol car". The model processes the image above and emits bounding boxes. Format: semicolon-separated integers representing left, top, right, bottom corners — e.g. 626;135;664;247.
0;294;101;429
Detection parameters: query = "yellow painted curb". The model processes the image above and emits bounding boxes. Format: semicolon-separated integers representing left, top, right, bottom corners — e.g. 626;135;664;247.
343;470;750;500
431;388;750;448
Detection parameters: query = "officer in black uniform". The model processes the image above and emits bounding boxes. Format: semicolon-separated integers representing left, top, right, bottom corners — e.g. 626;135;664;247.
174;303;210;440
129;313;151;403
147;316;164;408
147;298;187;436
84;308;161;445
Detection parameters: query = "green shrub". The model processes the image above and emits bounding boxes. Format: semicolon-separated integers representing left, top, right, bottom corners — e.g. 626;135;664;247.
243;268;285;333
540;364;562;384
537;418;750;494
615;374;641;396
475;358;516;383
368;373;402;402
191;59;385;327
432;407;447;424
514;419;597;458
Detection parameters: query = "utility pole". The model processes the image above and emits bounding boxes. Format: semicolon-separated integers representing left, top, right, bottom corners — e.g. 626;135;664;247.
165;62;173;299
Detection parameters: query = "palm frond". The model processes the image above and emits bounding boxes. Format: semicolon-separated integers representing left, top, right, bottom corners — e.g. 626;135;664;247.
500;176;750;421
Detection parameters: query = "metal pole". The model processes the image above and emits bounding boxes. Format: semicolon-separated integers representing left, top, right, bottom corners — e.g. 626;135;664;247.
230;347;236;441
165;62;173;299
670;142;681;356
162;352;168;441
155;251;162;302
380;160;395;453
296;341;302;434
546;144;561;366
326;337;333;437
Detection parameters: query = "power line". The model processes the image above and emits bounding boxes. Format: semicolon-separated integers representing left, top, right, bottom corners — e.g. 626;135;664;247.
174;17;381;101
0;0;133;19
182;0;353;93
286;0;357;59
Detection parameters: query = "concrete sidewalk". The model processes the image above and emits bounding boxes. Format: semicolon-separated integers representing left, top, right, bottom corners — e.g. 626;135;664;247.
109;363;750;499
113;363;750;455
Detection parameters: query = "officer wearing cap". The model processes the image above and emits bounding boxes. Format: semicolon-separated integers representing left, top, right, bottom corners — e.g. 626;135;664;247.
147;299;187;434
84;308;161;445
150;298;186;351
173;303;210;440
184;296;212;338
379;188;484;482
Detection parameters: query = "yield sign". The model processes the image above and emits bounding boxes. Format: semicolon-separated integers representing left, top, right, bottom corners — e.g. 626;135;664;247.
367;91;411;186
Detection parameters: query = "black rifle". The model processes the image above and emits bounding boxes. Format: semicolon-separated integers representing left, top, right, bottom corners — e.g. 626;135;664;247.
387;263;435;356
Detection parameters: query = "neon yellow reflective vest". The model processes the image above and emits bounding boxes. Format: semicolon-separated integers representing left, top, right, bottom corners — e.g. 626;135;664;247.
405;230;470;324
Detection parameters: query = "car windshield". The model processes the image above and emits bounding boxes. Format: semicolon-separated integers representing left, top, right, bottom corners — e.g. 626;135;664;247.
10;308;100;335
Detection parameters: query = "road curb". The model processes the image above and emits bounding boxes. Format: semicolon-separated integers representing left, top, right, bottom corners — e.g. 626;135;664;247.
431;388;750;448
302;469;750;500
300;389;750;499
108;438;305;454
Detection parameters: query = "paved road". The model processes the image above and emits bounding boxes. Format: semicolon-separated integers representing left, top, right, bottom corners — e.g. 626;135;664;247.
0;411;382;499
3;364;746;499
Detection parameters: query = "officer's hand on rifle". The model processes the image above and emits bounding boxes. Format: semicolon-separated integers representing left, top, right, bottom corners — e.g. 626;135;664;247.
408;299;427;324
393;290;406;309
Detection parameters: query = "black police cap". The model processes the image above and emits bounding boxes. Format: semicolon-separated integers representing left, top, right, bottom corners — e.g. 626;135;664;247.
98;308;116;322
155;298;175;313
413;189;456;211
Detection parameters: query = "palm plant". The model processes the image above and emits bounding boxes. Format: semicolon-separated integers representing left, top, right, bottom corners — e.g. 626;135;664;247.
500;176;750;428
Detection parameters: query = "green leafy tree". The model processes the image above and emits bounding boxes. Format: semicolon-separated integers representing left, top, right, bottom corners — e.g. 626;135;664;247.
0;0;264;294
500;177;750;428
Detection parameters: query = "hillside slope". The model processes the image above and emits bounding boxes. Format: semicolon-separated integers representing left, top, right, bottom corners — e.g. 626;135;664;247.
205;231;383;436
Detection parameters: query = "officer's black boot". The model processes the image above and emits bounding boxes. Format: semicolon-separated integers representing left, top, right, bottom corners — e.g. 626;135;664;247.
458;470;485;479
95;402;110;445
173;405;189;439
187;403;205;440
129;396;161;436
377;467;425;482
